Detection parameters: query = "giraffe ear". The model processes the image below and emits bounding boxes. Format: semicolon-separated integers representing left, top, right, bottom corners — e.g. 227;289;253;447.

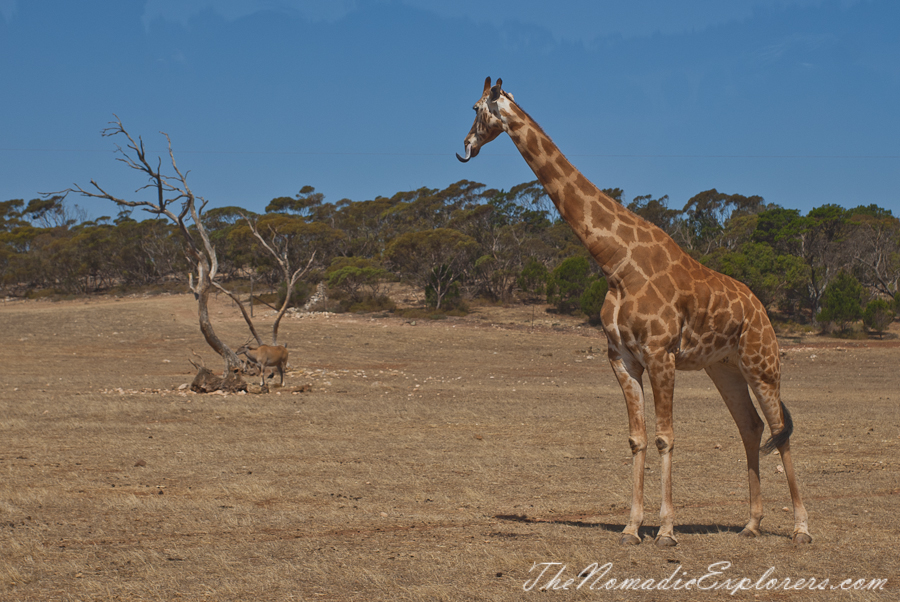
483;76;492;95
490;78;503;102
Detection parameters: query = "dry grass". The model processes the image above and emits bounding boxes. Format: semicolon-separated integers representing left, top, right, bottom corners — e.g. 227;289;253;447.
1;293;898;600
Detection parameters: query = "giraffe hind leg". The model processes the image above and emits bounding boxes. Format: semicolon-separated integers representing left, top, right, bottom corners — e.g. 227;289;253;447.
705;362;765;538
746;378;812;544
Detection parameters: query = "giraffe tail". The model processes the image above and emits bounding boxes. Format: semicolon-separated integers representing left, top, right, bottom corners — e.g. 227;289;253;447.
761;401;793;455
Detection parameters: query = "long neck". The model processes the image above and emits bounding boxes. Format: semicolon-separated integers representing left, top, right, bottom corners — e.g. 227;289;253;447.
503;102;647;280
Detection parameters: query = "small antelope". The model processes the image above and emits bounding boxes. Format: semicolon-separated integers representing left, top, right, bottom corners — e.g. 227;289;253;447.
236;342;289;387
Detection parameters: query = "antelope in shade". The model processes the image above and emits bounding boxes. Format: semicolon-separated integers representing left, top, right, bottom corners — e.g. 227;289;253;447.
236;341;289;387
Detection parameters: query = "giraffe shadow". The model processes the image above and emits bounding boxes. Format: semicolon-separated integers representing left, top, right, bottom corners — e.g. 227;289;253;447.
494;514;744;538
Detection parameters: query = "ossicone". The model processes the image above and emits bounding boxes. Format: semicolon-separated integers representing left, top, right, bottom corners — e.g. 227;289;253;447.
490;78;503;101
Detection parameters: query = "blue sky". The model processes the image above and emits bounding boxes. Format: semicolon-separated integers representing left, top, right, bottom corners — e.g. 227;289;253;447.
1;0;897;220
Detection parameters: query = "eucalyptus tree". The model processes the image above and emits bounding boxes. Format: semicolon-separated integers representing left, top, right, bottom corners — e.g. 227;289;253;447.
385;227;479;310
846;205;900;299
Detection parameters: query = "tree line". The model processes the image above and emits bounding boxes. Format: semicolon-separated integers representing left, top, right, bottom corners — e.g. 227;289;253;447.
2;157;898;336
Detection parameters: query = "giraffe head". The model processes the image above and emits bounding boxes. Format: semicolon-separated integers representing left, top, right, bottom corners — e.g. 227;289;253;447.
456;77;513;162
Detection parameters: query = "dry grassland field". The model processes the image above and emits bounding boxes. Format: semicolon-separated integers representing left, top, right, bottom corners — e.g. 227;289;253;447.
1;292;899;601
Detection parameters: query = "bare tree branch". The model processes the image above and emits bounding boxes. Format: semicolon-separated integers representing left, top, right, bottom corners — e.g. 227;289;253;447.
240;212;317;344
211;280;264;346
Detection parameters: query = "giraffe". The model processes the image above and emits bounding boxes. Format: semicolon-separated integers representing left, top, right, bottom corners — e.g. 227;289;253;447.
457;77;812;546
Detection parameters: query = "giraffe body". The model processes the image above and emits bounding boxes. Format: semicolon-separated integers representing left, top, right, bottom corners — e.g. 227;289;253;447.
459;77;811;545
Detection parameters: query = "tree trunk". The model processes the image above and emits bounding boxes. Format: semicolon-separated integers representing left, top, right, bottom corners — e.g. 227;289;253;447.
197;277;242;370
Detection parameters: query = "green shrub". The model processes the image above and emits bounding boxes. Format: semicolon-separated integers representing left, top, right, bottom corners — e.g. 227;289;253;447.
816;271;864;333
579;278;609;326
325;257;389;302
517;257;549;298
863;298;895;335
348;294;396;314
547;256;593;314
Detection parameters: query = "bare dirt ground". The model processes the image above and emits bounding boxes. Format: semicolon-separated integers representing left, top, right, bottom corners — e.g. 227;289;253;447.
1;293;898;601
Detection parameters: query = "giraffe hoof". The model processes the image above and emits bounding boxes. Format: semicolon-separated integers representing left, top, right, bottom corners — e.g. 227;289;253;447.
739;528;760;538
655;536;678;547
619;533;642;546
793;533;813;545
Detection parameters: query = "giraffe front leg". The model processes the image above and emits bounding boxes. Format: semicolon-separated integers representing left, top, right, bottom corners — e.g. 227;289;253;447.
608;351;646;545
649;353;677;547
655;434;676;546
622;433;647;545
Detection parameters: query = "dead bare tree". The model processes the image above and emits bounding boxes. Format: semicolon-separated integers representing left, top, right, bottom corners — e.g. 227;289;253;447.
58;116;322;386
60;116;244;371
